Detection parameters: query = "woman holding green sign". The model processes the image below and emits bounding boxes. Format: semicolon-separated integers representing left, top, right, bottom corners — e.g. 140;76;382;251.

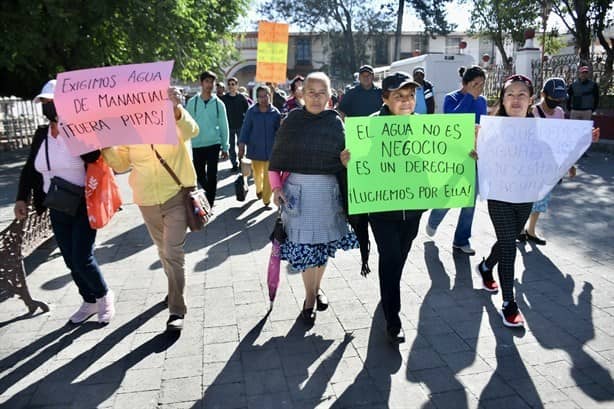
341;71;423;344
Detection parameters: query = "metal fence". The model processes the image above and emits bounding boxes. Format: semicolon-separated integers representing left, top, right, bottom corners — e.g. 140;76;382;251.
0;97;46;151
531;53;612;96
482;53;612;105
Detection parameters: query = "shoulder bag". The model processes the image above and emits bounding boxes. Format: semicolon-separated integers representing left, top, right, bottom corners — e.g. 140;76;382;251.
151;145;210;231
42;136;85;216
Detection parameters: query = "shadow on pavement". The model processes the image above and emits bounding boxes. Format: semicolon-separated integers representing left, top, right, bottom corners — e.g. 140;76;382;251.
0;302;166;407
193;311;353;409
406;242;477;408
331;305;400;408
517;244;614;403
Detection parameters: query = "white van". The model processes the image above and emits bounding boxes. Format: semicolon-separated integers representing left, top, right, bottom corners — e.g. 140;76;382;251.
389;54;475;113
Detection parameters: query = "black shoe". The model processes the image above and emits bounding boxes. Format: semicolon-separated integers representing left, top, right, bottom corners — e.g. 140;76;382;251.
256;192;262;200
525;232;546;245
316;289;329;311
386;327;405;344
517;232;528;242
300;301;316;325
166;314;184;331
231;166;239;172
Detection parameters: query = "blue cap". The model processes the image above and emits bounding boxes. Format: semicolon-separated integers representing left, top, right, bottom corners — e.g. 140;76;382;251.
543;78;566;99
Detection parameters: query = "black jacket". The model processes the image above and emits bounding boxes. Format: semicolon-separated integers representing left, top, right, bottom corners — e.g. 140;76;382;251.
366;106;425;222
16;125;100;214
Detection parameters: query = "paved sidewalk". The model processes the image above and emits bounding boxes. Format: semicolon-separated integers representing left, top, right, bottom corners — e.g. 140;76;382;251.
0;152;613;409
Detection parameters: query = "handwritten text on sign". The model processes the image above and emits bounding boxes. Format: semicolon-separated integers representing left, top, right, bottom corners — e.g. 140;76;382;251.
477;116;592;203
54;61;175;155
345;114;476;215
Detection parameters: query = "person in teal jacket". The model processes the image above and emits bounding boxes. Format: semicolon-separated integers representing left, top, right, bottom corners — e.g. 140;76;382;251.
186;70;230;206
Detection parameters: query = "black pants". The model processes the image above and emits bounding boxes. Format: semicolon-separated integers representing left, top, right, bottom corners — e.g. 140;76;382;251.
192;144;221;206
369;211;423;330
484;200;532;303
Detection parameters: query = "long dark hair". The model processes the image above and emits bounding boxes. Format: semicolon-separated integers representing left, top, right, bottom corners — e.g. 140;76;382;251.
459;66;485;84
494;74;535;117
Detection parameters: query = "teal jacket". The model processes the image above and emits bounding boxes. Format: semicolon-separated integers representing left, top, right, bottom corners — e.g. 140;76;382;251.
186;94;229;150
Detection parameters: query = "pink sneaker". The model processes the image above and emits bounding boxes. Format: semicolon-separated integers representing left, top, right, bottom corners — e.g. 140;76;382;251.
96;290;115;324
70;302;97;324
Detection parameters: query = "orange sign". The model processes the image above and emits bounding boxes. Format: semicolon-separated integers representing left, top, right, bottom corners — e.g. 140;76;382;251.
256;22;289;83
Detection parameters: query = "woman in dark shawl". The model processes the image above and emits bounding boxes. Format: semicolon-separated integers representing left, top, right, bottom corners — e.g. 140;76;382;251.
269;72;358;324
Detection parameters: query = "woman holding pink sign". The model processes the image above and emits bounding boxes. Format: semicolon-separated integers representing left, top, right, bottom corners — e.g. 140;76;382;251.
102;87;199;332
15;79;115;325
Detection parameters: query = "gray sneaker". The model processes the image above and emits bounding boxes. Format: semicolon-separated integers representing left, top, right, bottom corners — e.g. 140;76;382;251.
453;244;476;255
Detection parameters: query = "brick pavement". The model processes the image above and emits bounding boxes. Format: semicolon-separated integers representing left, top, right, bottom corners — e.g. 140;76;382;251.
0;151;613;409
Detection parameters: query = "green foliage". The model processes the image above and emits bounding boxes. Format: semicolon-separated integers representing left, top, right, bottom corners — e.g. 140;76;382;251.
0;0;249;98
463;0;539;67
259;0;395;81
537;30;565;56
405;0;456;35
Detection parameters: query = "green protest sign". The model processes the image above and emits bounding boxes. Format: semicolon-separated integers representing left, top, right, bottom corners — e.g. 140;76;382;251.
345;114;476;215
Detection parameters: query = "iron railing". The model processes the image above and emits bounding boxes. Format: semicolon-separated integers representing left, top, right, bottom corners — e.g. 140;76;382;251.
0;97;46;151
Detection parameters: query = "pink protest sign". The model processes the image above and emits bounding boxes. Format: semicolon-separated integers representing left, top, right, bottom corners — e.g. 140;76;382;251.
54;61;176;155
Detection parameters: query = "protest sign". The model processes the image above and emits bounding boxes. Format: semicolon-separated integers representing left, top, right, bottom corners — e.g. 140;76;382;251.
54;60;175;155
255;21;289;83
477;116;592;203
345;114;476;215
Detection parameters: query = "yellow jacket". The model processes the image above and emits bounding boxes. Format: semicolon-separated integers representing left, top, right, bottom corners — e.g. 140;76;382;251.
102;106;199;206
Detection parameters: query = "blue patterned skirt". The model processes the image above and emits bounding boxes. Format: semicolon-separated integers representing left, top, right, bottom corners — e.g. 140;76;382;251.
280;232;359;272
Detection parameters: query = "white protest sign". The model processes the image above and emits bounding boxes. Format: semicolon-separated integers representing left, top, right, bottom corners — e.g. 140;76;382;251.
477;116;592;203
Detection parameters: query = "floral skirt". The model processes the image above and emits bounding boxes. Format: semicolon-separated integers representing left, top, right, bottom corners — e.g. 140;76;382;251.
532;190;552;213
280;232;359;272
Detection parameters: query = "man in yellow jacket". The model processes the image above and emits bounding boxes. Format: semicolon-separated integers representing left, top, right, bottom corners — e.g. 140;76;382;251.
103;88;199;332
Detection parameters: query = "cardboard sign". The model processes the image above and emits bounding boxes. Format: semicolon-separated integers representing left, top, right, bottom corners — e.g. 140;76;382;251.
477;116;592;203
345;114;476;214
54;61;176;155
255;21;289;83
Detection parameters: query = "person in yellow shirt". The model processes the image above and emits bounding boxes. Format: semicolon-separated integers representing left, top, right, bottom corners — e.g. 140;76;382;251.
102;87;199;332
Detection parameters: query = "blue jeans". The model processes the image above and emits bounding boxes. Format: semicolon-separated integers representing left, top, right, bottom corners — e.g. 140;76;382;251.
49;202;107;303
427;206;475;247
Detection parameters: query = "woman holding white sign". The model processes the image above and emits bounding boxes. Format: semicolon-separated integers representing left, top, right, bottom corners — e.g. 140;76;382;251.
102;87;199;332
476;74;536;328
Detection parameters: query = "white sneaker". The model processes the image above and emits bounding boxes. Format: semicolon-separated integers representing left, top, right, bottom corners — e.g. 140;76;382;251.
96;290;115;324
425;224;436;237
70;302;98;324
453;244;476;255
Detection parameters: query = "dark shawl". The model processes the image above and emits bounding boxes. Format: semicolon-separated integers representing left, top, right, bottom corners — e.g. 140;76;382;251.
269;107;345;174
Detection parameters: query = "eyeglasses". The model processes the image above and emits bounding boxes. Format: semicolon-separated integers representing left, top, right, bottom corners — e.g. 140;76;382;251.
503;74;533;88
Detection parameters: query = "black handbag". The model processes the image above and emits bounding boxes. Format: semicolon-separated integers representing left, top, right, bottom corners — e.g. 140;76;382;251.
234;175;248;201
41;136;84;216
151;145;211;232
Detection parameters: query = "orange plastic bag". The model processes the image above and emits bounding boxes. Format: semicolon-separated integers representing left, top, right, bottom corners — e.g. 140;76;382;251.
85;157;122;229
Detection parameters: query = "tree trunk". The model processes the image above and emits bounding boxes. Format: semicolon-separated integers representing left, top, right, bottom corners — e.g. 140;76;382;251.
493;36;511;71
597;32;613;94
574;1;591;63
394;0;405;61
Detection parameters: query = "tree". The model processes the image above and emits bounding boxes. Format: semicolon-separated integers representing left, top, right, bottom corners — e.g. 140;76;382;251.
0;0;250;98
551;0;613;92
259;0;394;81
463;0;540;69
392;0;456;61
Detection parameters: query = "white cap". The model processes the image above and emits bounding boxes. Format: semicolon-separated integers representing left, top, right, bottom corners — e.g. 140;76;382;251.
34;80;56;103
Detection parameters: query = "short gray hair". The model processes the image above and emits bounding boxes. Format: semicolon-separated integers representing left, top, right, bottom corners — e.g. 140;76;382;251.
304;72;331;97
